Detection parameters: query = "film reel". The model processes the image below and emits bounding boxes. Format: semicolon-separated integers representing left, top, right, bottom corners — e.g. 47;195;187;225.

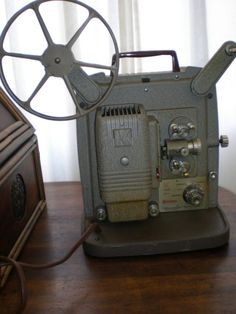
0;0;119;120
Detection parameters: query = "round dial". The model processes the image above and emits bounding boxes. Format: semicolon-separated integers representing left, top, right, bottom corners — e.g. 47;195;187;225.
183;184;204;206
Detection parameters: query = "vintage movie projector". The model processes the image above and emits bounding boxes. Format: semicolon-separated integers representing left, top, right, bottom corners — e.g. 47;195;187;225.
0;0;234;257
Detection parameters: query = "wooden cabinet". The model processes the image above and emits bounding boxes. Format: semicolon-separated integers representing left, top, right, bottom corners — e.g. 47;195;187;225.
0;88;46;286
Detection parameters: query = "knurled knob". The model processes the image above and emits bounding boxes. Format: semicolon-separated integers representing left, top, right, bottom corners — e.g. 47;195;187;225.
219;135;229;148
183;185;204;206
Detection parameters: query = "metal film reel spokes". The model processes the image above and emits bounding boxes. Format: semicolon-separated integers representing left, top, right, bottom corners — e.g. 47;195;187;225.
0;0;119;120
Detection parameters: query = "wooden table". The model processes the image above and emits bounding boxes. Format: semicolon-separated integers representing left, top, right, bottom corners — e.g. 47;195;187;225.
1;183;236;314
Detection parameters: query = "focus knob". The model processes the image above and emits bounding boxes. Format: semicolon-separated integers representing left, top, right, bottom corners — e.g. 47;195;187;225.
219;135;229;148
183;185;204;206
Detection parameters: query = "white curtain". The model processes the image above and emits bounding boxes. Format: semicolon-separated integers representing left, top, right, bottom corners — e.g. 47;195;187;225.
0;0;236;193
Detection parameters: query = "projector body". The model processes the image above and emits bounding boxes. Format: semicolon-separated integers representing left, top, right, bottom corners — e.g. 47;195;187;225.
77;63;229;257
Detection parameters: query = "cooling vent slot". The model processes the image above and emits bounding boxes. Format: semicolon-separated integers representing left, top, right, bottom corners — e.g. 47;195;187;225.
101;104;141;117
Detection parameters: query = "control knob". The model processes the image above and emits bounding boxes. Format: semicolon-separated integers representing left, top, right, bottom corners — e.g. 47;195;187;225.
219;135;229;148
183;185;204;206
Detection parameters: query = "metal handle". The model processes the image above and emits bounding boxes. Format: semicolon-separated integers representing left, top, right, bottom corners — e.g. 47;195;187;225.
191;41;236;96
112;50;180;72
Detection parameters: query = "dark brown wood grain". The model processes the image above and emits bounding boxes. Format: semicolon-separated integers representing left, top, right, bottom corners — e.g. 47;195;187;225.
0;88;32;133
0;139;45;257
1;183;236;314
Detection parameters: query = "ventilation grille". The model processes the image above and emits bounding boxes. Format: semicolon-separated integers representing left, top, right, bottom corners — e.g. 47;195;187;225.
101;104;141;117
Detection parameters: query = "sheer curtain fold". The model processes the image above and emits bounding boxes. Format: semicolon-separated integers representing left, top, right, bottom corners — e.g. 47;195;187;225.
118;0;141;73
189;0;209;66
0;0;236;192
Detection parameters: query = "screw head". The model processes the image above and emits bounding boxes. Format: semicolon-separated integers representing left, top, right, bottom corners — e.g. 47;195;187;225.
96;207;107;221
148;202;160;217
54;57;61;64
209;171;217;180
180;147;189;157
